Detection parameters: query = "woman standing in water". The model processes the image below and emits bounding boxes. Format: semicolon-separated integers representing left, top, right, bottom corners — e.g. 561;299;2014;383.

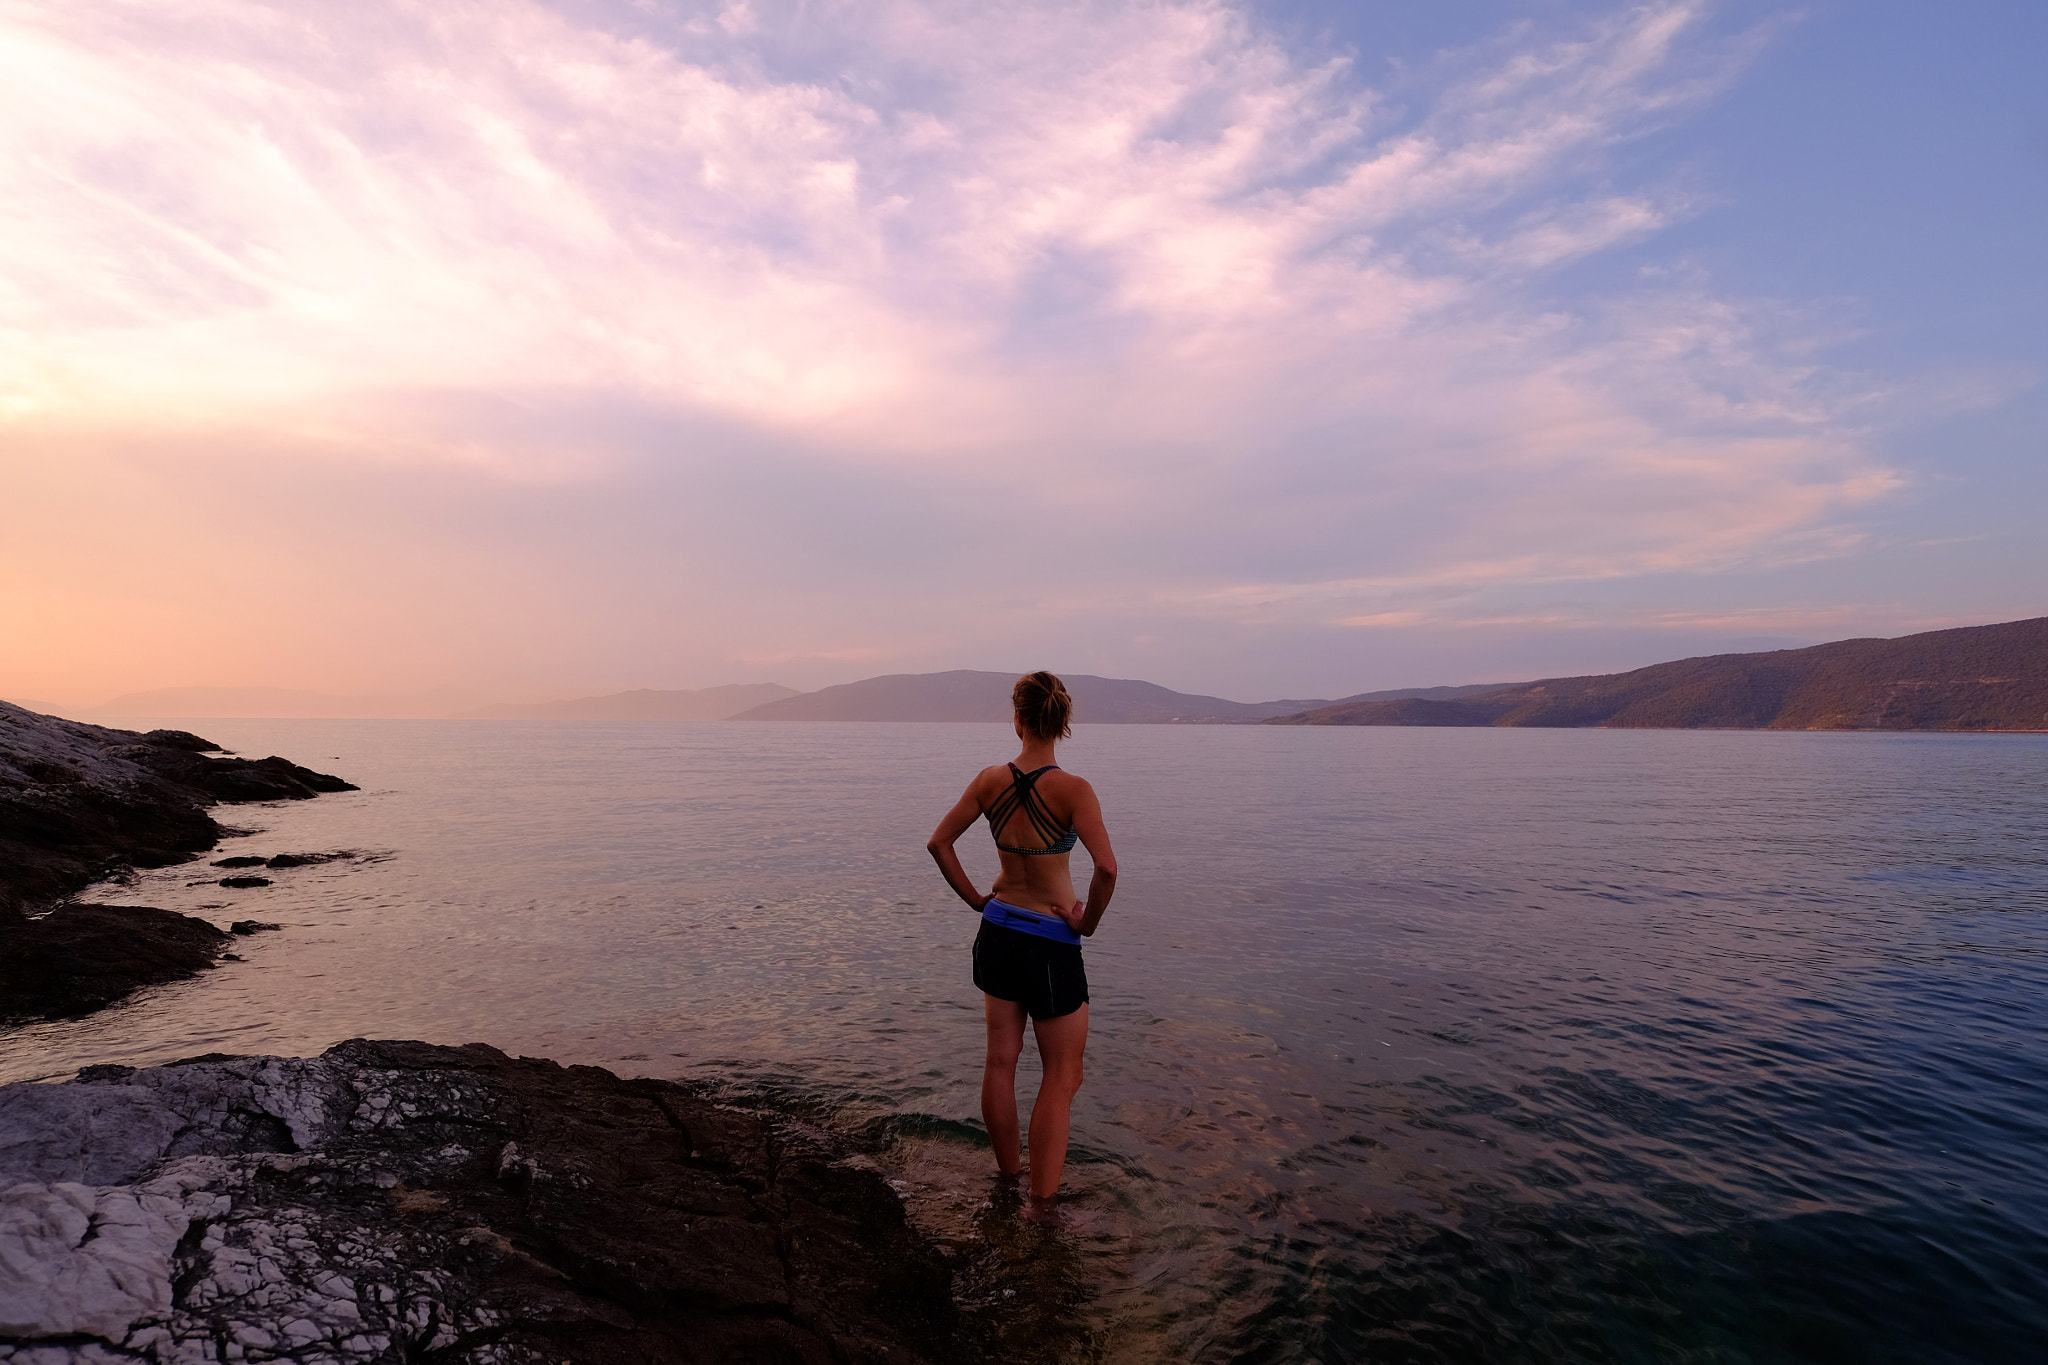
927;671;1119;1204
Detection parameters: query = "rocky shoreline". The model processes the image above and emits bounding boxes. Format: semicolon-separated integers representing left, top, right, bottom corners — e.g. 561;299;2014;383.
0;701;355;1021
1;706;989;1363
0;1039;972;1363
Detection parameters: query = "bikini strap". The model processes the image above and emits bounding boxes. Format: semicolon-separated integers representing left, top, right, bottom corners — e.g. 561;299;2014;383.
986;763;1071;849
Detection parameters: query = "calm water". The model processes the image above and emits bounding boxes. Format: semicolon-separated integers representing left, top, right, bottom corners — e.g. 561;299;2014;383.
6;721;2047;1363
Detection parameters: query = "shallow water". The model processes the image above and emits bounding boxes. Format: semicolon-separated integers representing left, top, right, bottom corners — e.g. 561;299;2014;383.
6;721;2047;1362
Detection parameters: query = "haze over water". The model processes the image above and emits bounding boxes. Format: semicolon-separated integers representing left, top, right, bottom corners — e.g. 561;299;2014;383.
6;720;2046;1362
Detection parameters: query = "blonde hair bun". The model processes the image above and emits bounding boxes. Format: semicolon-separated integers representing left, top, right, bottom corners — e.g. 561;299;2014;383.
1012;671;1073;742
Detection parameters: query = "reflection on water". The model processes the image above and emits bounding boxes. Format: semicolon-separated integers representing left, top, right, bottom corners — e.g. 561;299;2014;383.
5;721;2046;1362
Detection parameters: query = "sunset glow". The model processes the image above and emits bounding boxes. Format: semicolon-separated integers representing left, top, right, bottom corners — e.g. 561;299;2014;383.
3;0;2041;708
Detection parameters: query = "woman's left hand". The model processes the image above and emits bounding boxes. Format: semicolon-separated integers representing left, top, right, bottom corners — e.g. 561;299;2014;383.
1056;900;1085;932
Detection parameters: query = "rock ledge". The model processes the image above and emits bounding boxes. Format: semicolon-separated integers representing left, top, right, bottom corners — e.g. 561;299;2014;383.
0;701;356;919
0;1040;968;1364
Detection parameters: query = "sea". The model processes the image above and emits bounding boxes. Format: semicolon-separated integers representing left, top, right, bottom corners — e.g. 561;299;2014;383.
5;720;2046;1363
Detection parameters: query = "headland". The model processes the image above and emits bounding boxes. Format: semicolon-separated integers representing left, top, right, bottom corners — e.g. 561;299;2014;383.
0;702;356;1021
1264;617;2048;730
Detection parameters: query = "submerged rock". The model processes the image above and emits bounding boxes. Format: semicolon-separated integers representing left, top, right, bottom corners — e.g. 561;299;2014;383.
216;876;271;889
228;921;281;936
263;852;357;869
0;1040;969;1364
211;851;356;872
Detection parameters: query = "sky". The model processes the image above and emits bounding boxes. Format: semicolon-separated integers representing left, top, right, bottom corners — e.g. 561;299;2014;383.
2;0;2043;710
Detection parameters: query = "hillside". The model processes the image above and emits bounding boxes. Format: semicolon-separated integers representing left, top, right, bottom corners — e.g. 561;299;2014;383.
730;670;1334;724
1266;617;2048;731
460;683;799;721
1326;682;1523;706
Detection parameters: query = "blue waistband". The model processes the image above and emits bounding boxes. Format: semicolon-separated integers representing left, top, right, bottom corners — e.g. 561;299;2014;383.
981;896;1083;946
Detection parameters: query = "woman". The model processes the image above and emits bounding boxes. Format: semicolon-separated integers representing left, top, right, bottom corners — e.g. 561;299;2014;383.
927;671;1118;1204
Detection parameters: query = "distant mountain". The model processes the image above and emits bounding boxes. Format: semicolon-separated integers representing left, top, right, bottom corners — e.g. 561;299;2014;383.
1266;618;2048;731
459;684;800;721
1327;682;1526;706
730;670;1332;724
87;686;478;719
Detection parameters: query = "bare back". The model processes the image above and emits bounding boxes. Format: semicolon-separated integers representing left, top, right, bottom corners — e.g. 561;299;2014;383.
970;763;1099;916
927;741;1116;937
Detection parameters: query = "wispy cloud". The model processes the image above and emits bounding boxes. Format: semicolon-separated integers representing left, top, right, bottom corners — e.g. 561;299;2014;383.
0;0;1946;696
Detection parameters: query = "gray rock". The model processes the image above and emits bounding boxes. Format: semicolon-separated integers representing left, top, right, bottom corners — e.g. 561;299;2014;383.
0;1041;969;1364
0;1083;187;1189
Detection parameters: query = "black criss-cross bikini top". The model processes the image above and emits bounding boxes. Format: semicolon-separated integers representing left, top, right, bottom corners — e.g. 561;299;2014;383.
986;763;1080;855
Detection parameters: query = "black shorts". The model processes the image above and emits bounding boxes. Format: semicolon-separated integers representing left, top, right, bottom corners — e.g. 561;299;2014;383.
973;919;1089;1021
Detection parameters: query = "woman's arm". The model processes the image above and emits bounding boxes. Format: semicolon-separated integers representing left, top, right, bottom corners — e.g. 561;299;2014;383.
926;778;993;912
1063;779;1118;936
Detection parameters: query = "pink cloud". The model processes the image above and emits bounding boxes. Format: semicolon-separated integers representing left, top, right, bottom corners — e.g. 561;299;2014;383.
0;0;1978;700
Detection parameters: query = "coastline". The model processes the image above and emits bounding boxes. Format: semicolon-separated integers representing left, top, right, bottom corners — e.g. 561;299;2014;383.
0;708;984;1362
0;702;355;1021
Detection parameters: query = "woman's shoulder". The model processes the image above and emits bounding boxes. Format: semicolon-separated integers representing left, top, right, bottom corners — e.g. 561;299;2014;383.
1042;766;1094;796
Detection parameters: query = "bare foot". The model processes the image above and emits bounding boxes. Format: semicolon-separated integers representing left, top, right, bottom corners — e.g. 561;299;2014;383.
1021;1193;1063;1226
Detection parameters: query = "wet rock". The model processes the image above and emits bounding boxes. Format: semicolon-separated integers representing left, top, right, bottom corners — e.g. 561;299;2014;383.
264;851;357;868
123;851;198;870
0;1041;970;1363
210;855;268;869
228;921;280;936
0;907;230;1023
216;877;271;889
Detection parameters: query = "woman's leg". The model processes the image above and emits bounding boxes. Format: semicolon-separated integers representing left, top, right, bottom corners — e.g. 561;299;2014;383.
1027;1003;1089;1200
982;995;1029;1175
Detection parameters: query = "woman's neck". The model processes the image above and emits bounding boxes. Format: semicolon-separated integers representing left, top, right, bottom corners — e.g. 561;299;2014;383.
1014;742;1058;770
